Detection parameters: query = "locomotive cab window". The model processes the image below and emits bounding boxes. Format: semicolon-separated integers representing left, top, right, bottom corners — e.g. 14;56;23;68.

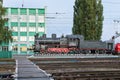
107;43;113;50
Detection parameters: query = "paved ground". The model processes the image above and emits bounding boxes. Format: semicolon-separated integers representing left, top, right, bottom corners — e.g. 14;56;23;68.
14;56;53;80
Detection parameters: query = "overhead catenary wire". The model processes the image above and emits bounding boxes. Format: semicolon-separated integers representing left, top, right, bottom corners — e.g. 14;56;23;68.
45;1;120;27
102;1;120;4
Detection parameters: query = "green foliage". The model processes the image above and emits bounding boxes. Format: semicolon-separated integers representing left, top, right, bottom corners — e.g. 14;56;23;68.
0;0;13;44
73;0;104;40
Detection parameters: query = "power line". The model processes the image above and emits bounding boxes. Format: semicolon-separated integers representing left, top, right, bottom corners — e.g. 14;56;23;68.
47;23;72;25
46;17;120;20
46;12;66;14
102;1;120;4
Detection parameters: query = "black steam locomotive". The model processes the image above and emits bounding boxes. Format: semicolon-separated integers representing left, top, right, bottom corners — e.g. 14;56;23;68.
34;33;117;54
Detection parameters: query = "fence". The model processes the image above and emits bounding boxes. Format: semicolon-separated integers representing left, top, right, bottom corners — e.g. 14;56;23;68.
0;51;12;58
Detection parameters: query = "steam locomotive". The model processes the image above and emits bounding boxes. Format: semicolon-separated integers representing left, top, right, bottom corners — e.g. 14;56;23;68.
34;33;120;55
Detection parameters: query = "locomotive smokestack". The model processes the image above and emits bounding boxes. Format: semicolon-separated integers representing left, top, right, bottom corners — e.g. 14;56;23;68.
42;34;46;38
52;34;56;39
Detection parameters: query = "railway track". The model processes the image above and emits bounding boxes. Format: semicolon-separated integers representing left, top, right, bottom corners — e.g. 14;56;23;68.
52;70;120;80
0;59;15;79
32;53;119;59
29;57;120;80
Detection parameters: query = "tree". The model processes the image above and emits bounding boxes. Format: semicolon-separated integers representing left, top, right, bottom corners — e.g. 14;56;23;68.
0;0;12;44
72;0;104;40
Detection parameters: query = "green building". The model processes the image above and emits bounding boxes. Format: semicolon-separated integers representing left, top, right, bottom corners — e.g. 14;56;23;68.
5;7;46;54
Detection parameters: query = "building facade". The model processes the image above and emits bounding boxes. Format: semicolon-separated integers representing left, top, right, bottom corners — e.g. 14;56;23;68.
5;7;46;53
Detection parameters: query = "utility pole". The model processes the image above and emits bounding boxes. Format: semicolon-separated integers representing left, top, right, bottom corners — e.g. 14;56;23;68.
113;20;120;34
111;20;120;42
22;0;24;7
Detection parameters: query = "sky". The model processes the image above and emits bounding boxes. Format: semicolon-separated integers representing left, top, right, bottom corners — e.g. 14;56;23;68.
3;0;120;42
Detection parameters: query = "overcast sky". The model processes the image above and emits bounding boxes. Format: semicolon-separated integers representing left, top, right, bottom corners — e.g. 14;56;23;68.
3;0;120;42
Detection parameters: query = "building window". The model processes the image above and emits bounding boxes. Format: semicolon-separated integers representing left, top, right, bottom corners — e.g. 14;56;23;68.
38;9;45;14
2;46;8;51
38;23;45;27
11;8;18;14
12;36;18;41
12;45;18;51
29;32;36;36
39;32;44;36
11;15;18;22
29;15;36;22
29;36;34;41
11;22;18;27
29;27;36;32
20;8;27;15
29;9;36;15
5;22;8;27
20;15;27;22
12;27;18;32
20;22;27;27
20;27;27;32
12;32;18;36
38;27;44;32
20;32;27;36
20;36;27;41
5;8;8;14
38;16;44;23
29;23;36;27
